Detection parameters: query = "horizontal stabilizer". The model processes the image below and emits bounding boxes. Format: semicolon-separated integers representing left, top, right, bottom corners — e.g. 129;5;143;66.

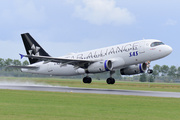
19;54;24;59
8;65;39;69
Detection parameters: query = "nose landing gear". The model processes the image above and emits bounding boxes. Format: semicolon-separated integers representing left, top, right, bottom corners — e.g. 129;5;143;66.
147;61;153;74
147;69;153;74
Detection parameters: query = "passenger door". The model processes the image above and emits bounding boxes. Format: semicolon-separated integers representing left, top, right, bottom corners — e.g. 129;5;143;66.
139;41;145;54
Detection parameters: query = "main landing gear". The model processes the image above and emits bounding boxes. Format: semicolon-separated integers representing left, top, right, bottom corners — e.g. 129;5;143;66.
106;71;116;84
83;76;92;83
83;71;116;84
106;77;115;84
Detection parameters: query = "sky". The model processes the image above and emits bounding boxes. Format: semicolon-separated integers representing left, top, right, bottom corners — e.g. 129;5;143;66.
0;0;179;67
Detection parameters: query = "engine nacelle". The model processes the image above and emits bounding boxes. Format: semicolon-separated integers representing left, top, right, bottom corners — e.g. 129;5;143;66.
110;57;125;70
87;60;112;73
120;63;147;75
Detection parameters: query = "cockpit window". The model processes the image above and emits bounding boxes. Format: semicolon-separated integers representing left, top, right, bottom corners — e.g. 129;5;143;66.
150;42;164;47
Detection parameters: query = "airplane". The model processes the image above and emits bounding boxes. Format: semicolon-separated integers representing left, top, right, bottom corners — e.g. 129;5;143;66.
9;33;172;84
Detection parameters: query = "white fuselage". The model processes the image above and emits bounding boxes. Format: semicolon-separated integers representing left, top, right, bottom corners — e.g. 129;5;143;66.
21;39;172;76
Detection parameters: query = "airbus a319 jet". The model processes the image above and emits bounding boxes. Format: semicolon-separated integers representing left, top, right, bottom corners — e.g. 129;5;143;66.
10;33;172;84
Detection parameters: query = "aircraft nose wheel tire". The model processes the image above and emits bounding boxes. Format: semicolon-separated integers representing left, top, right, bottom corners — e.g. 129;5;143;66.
147;69;153;74
83;76;92;83
106;77;115;84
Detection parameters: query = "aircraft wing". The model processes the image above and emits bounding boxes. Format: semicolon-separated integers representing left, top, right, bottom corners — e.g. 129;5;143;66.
20;54;97;68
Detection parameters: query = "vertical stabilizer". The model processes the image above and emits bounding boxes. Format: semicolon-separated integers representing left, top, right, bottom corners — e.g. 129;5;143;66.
21;33;51;64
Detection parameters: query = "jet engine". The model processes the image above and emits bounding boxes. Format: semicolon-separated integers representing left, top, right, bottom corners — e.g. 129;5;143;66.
120;63;147;75
87;60;112;73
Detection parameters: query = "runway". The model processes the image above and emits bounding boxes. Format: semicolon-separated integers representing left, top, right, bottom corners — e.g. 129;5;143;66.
0;85;180;98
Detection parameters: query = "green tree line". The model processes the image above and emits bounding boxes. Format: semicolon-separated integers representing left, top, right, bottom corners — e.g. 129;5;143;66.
0;58;31;77
0;58;29;68
139;65;180;83
0;58;180;83
0;58;122;79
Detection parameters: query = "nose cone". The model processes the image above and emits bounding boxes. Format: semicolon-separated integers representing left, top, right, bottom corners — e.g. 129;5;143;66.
166;45;173;55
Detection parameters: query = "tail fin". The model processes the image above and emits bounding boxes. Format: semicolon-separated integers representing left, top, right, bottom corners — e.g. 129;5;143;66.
21;33;51;64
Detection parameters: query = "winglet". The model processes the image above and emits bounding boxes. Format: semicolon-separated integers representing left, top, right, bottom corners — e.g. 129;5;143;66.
19;54;24;59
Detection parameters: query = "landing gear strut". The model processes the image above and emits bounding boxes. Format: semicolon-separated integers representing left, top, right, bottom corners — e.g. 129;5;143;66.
83;76;92;83
106;71;115;84
147;61;153;74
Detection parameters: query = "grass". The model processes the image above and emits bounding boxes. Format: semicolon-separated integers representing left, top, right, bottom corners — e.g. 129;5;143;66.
1;77;180;92
0;89;180;120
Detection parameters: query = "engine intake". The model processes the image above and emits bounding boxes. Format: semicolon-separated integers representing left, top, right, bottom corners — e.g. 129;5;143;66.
120;63;147;75
104;60;112;71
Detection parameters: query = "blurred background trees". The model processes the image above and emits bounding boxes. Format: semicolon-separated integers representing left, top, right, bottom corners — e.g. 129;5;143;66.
0;58;180;83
